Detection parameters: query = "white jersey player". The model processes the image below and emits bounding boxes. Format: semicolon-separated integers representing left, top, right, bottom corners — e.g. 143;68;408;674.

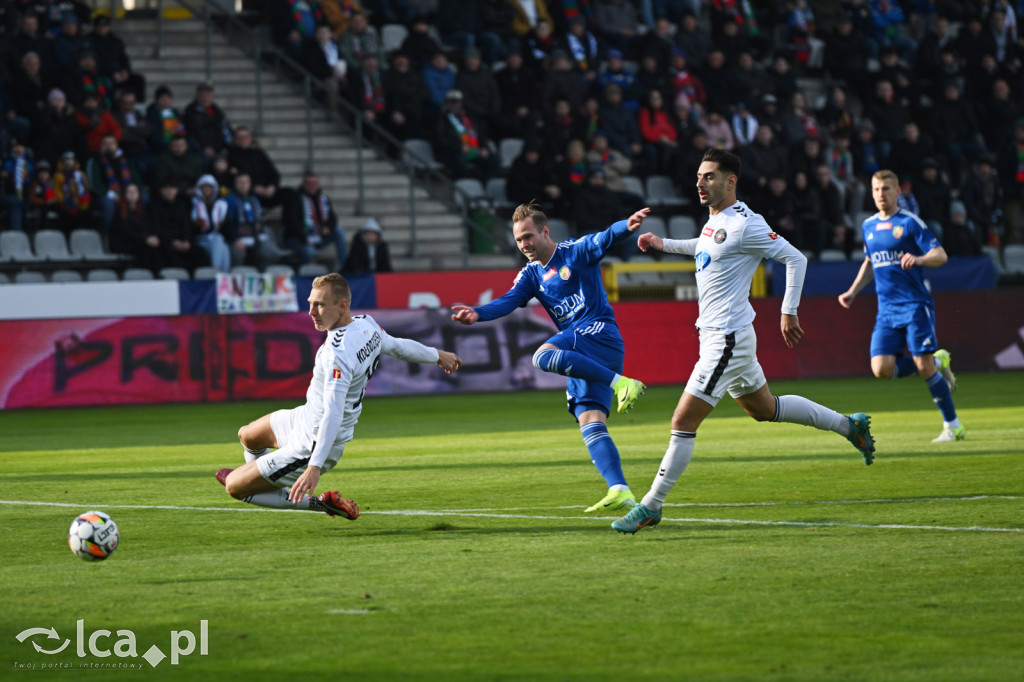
612;148;876;535
218;273;462;519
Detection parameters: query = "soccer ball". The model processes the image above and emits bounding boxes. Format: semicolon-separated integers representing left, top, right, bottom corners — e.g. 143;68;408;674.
68;511;119;561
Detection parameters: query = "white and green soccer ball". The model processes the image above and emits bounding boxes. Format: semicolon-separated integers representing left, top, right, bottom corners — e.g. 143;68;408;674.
68;511;119;561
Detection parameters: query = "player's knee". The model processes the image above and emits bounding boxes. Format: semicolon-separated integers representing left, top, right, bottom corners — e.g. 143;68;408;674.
224;475;247;500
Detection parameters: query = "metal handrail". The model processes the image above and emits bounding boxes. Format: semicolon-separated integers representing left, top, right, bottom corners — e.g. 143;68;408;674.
146;0;504;266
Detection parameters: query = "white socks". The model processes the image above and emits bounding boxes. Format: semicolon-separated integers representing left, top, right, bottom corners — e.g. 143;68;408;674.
641;431;696;512
243;488;312;510
773;395;849;437
243;446;269;463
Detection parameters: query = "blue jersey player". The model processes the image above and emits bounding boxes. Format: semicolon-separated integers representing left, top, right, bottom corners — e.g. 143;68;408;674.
839;170;963;442
451;201;648;513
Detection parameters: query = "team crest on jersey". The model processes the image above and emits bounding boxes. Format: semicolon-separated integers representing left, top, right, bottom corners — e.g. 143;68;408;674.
892;225;904;239
714;229;727;244
558;266;571;280
332;366;342;379
768;232;778;240
876;222;892;231
542;268;557;281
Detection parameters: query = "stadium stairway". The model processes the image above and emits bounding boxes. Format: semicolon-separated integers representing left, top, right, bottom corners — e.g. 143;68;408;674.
120;9;516;272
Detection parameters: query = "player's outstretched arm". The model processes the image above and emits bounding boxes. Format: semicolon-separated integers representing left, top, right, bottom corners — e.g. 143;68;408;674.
451;305;479;325
626;207;652;232
637;232;664;252
436;350;462;374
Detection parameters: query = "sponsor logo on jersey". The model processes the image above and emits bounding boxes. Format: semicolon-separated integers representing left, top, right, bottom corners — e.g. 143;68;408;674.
332;367;342;379
695;251;711;272
702;225;714;237
714;229;727;244
558;266;571;280
892;225;904;239
871;249;903;267
768;232;778;240
875;222;892;231
542;268;557;281
551;290;586;322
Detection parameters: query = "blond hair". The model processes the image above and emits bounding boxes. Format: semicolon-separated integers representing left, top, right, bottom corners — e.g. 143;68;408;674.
512;200;548;228
312;272;351;304
872;169;899;185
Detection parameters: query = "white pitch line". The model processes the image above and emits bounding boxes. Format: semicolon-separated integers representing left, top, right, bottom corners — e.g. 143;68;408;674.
2;499;1021;533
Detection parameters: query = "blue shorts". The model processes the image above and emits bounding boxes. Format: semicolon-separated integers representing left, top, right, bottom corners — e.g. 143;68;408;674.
870;304;939;357
547;324;624;419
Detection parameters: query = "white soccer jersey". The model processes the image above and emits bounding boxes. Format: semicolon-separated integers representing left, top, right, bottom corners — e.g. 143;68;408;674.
662;201;805;332
300;314;439;468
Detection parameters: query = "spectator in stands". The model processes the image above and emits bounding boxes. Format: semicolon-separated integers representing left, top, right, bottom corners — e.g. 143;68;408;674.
593;0;638;55
191;174;232;272
897;177;920;217
599;83;643;161
269;0;324;59
213;172;268;267
540;50;587;119
348;52;387;126
523;19;557;77
851;119;884;185
914;157;951;240
9;52;49;141
556;138;589;197
636;52;672;107
455;46;502;140
75;92;122;155
380;51;429;140
829;131;861;213
730;102;758;148
301;23;349;106
62;49;114;113
637;88;678;176
561;15;600;83
576;96;602;148
674;128;709;183
955;15;997;69
755;92;787;149
998;119;1024;245
112;90;152;178
698;48;733;114
915;14;955;86
437;0;507;66
26;161;59;232
154;134;202;196
889;121;936;184
86;134;140;240
33;89;80;164
363;0;415;24
727;51;765;108
494;45;541;140
283;170;347;271
865;79;911;159
943;200;982;256
210;151;234;196
146;85;187;154
1;138;32;232
983;77;1018;151
789;135;825;180
110;181;161;269
542;98;576;160
791;170;823;255
780;90;820;150
434;89;496;181
599;48;639;111
698;107;734;152
674;12;711;69
818;84;855;140
148;178;209;274
588;130;644;214
91;14;145;103
338;11;383;71
53;12;89;71
8;13;55;81
321;0;364;36
343;217;392;274
638;17;676;71
758;174;800;248
54;150;93;232
510;0;555;40
824;17;869;97
876;44;914;103
400;17;444;71
668;48;704;126
814;163;851;255
572;167;622;240
507;139;562;214
930;80;984;187
739;123;786;196
184;83;232;161
227;126;283;209
422;51;457;113
961;155;1005;247
480;0;516;64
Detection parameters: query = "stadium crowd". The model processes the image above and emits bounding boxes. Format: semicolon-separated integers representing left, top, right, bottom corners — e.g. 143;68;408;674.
1;0;1023;275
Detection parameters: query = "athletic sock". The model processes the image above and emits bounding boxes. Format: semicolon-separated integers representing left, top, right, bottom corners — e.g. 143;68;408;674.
533;347;616;385
926;372;958;422
580;422;627;488
892;356;918;379
243;446;269;463
773;395;847;435
641;430;695;512
242;488;312;510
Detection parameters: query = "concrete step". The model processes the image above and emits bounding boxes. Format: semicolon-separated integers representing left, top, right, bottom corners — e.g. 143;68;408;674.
125;44;244;59
133;57;259;72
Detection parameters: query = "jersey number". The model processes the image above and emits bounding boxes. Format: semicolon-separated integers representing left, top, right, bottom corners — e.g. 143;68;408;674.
352;356;381;409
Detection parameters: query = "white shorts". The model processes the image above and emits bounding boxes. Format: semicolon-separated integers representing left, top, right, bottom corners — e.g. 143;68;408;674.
684;324;766;407
256;408;345;489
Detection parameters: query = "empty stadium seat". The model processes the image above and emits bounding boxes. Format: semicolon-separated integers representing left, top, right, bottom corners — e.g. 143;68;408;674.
980;245;1003;274
230;265;260;276
621;175;645;198
485;178;514;210
193;266;221;280
51;269;83;282
546;218;571;243
298;263;329;277
381;23;408;54
33;230;77;262
1003;244;1024;275
159;267;191;280
668;215;698;240
453;178;491;210
643;216;667;243
86;269;120;281
1;231;43;262
122;268;155;280
819;249;848;262
499;138;524;169
70;229;127;262
0;272;9;284
402;138;444;172
14;270;47;283
266;263;296;276
645;175;688;209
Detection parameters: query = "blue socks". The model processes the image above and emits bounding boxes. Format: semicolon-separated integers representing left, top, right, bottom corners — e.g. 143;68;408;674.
926;372;958;422
892;355;918;378
533;347;617;385
580;421;627;488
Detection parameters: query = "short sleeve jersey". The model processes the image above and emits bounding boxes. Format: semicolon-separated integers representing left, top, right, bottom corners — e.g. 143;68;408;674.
861;209;939;313
474;220;631;332
694;201;792;332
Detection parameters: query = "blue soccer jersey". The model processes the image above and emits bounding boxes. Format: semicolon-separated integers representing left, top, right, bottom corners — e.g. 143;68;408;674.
474;220;630;332
861;209;940;314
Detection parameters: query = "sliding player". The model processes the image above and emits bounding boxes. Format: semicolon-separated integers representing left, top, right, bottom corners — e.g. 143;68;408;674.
452;201;647;514
612;148;875;534
839;169;962;442
217;273;462;518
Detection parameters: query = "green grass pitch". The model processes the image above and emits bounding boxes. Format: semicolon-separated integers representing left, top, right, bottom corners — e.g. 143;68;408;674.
2;373;1022;681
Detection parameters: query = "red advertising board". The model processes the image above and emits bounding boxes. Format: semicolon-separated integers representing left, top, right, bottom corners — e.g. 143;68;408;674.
375;269;521;309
